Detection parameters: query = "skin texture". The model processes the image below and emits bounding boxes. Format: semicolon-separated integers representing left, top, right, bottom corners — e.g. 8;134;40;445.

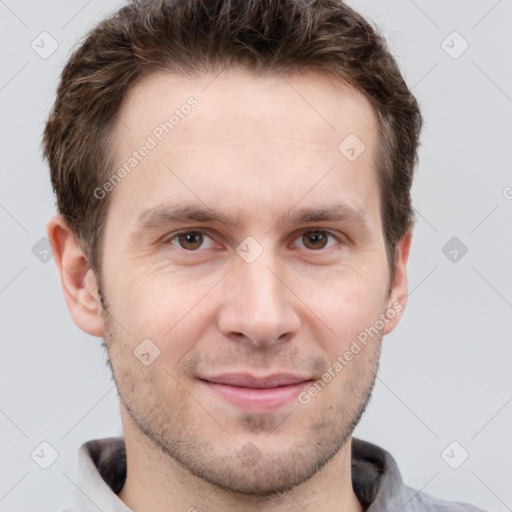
48;69;411;512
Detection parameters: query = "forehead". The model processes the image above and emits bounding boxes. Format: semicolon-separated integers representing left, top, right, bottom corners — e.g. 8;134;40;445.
116;68;377;151
108;69;380;229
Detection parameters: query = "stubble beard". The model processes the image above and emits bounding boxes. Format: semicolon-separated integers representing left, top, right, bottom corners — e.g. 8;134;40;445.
98;288;381;497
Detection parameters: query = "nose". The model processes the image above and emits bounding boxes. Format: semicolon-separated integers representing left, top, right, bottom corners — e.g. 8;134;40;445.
217;252;301;348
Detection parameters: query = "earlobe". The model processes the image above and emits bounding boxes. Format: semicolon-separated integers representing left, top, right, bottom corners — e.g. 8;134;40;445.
383;230;412;335
47;215;105;337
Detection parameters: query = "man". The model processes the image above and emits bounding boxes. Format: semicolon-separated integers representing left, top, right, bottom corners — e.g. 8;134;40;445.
44;0;485;510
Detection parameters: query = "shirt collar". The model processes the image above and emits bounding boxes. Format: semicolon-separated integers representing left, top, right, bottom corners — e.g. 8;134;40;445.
66;436;411;511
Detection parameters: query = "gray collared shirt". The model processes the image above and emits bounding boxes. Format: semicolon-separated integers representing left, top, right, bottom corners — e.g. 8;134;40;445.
59;437;486;511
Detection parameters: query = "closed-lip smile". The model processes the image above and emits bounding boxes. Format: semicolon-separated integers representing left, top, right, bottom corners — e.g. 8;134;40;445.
199;373;313;409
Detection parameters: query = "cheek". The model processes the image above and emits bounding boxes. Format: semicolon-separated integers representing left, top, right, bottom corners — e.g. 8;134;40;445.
103;261;219;366
102;235;389;365
309;269;388;358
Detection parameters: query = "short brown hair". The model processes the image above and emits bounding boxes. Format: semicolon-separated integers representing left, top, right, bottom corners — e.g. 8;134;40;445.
43;0;422;276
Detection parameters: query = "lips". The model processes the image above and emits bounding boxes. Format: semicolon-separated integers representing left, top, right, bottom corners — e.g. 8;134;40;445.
200;373;310;388
199;373;313;409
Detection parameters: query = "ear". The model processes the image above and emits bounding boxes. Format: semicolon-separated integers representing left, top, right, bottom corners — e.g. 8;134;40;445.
383;230;412;335
47;214;105;337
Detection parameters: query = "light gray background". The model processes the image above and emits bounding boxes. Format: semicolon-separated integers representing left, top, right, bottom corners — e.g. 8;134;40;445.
1;1;511;511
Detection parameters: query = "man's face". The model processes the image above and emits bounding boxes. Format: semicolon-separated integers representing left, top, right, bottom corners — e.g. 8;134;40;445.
98;70;404;494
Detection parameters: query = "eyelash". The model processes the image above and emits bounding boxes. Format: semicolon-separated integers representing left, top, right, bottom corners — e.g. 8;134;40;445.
163;228;345;252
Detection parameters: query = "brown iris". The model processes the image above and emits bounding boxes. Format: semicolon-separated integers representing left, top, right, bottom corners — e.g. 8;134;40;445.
177;231;204;250
174;230;331;251
302;230;329;250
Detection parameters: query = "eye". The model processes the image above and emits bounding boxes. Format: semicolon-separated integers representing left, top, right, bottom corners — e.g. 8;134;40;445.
168;230;216;251
164;228;343;253
295;230;342;250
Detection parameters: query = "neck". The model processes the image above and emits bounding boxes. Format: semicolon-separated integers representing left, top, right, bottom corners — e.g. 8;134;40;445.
117;412;363;512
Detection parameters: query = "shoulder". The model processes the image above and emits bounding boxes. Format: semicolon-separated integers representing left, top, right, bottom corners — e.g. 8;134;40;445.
401;484;488;512
351;438;488;512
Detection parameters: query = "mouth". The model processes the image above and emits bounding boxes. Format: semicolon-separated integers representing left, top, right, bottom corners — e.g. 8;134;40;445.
199;373;314;410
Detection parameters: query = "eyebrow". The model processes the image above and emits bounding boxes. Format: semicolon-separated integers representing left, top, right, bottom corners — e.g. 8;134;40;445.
135;201;367;232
